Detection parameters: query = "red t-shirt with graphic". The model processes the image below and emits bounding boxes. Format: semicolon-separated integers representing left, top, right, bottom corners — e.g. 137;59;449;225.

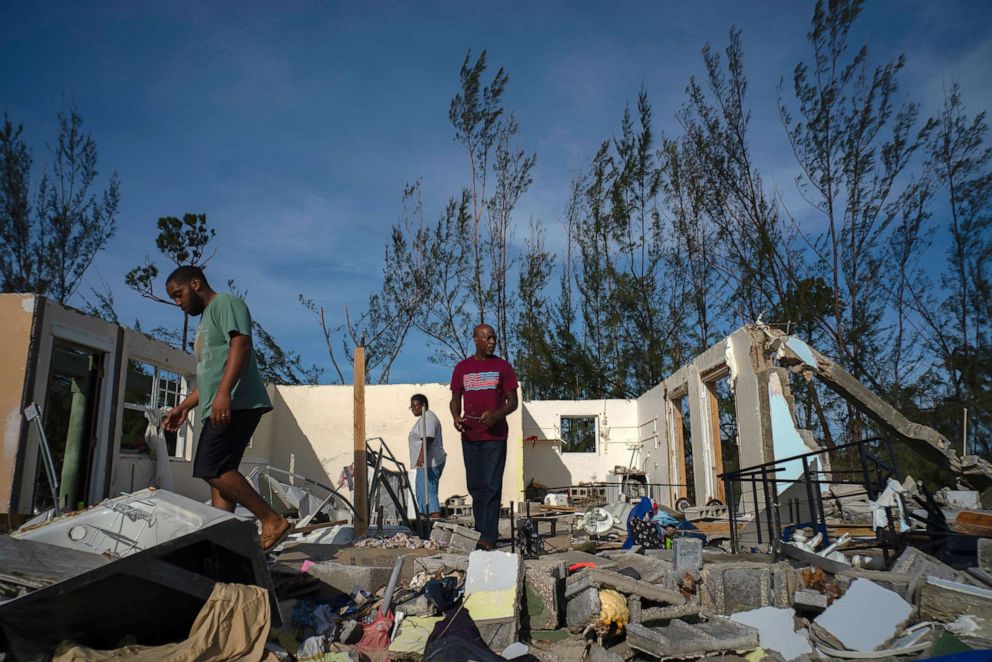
450;355;519;442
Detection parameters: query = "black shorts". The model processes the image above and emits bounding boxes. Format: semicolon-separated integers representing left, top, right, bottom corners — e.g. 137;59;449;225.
192;409;265;479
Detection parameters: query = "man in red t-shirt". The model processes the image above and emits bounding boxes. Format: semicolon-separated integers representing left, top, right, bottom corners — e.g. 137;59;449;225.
450;323;519;549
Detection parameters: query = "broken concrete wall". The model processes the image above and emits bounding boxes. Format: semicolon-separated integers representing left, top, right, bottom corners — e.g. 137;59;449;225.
522;399;640;490
0;294;196;518
638;326;779;510
0;295;36;518
636;383;671;507
767;326;992;490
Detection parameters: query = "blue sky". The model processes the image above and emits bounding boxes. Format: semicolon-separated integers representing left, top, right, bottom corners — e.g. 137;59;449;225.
3;1;991;384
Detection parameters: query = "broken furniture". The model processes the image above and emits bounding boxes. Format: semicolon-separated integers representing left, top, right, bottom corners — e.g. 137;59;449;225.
11;488;240;557
0;516;278;660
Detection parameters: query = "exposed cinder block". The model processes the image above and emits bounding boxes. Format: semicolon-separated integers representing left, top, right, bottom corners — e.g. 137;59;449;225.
430;522;481;554
463;551;523;652
564;568;684;605
627;618;758;660
565;586;601;633
793;588;828;611
673;537;703;574
304;561;392;595
700;562;800;616
395;594;434;617
601;550;672;583
978;539;992;572
411;554;469;575
524;559;567;631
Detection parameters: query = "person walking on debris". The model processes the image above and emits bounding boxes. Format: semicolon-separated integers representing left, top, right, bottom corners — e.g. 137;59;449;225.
449;324;518;550
408;394;446;520
162;266;291;551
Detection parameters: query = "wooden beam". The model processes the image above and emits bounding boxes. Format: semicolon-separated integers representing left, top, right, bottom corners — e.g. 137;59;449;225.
353;343;369;536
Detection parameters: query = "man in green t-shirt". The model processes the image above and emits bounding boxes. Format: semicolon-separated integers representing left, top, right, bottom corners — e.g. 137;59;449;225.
163;266;291;551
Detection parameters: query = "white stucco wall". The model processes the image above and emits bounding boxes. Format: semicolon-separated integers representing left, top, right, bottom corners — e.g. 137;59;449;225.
250;383;525;510
521;399;640;489
635;383;670;506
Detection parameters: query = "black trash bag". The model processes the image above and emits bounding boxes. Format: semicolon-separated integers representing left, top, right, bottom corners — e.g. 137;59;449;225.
423;577;460;613
424;606;502;662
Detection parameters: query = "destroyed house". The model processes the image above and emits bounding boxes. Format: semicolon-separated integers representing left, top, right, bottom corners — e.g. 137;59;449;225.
0;294;196;522
3;292;987;523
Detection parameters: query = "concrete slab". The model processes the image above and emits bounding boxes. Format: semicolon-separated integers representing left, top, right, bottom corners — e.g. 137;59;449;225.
524;559;567;631
813;578;913;651
411;553;469;575
920;577;992;639
303;561;392;595
565;586;601;633
978;538;992;572
600;550;672;583
627;617;759;660
673;537;703;574
540;550;619;571
792;588;828;611
889;546;974;598
730;606;812;661
463;550;523;652
564;568;684;605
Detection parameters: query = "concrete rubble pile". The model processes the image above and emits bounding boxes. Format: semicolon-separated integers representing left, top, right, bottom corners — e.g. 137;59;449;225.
1;483;992;660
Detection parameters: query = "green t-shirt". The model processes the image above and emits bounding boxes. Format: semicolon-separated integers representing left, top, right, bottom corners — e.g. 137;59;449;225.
193;293;272;419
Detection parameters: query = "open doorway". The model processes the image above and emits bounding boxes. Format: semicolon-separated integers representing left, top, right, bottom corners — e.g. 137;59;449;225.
705;371;739;504
669;391;695;509
36;341;104;513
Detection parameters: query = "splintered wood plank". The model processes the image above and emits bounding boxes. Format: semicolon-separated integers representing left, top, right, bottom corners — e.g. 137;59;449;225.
954;510;992;537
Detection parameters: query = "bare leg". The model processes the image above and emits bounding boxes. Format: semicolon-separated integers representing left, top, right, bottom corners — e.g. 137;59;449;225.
211;486;236;513
206;470;290;548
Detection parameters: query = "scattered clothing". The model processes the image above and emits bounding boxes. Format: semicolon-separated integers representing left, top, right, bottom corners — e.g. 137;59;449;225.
52;583;275;662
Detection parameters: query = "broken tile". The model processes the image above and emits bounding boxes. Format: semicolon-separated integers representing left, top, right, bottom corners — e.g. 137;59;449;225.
813;578;913;651
730;606;812;661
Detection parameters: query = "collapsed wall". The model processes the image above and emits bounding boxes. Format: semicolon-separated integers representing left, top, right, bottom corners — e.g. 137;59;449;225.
763;326;992;491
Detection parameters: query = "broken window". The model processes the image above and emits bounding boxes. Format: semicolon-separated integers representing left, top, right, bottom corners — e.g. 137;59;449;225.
121;360;190;458
560;416;597;453
37;341;104;513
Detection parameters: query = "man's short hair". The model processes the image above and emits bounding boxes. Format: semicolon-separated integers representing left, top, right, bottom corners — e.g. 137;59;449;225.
166;265;208;286
411;393;429;408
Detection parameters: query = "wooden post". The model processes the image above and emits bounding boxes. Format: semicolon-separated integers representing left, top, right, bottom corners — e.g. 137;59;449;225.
353;342;369;536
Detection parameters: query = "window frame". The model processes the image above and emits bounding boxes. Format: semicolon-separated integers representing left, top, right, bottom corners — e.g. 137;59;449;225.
559;415;598;454
120;361;192;460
